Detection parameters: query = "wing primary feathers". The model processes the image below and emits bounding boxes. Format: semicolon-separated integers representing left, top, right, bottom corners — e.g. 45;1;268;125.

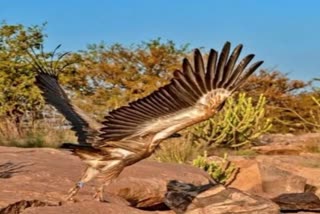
172;79;197;104
26;48;52;76
224;54;255;89
231;61;264;92
161;86;181;110
205;49;218;90
173;70;200;100
221;44;243;87
182;59;203;97
166;85;190;108
50;44;62;72
194;49;207;92
215;41;231;88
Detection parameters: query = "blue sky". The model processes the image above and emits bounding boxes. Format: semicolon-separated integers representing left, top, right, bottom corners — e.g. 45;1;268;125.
2;0;320;82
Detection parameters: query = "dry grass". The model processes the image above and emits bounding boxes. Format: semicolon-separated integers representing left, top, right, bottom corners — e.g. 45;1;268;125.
153;136;204;164
303;139;320;154
0;119;76;148
153;134;259;164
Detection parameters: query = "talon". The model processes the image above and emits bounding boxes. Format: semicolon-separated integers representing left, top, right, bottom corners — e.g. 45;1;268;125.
93;189;104;201
65;186;80;201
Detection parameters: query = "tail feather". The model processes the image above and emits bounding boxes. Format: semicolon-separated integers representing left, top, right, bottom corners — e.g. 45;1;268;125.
60;143;110;155
60;143;106;160
60;143;93;150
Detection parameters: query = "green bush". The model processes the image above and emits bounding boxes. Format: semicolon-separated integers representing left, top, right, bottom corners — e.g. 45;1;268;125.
189;93;272;149
192;152;238;185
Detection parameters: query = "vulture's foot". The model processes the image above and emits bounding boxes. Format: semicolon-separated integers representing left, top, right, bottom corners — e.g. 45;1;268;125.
93;186;104;201
65;181;83;201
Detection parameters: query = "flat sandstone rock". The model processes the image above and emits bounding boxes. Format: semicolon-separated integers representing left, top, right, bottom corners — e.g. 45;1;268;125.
0;146;280;213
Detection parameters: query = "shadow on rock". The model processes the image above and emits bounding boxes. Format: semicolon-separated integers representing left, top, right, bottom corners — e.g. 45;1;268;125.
0;200;61;214
0;161;33;179
164;180;214;214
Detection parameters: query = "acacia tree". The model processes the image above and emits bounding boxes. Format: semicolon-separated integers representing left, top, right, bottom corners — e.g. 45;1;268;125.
240;70;319;133
66;39;189;117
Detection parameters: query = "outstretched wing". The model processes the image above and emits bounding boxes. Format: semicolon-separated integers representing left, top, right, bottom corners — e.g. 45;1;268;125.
28;49;102;144
98;42;263;145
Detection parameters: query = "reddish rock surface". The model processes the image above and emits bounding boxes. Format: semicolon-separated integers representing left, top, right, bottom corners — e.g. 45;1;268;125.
3;137;320;214
0;147;86;208
254;133;320;155
186;186;279;214
0;146;281;213
105;161;212;208
229;156;315;198
229;159;264;194
229;133;320;200
256;154;320;198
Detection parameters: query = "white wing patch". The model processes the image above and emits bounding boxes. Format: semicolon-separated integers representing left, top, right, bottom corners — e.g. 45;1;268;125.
152;88;231;143
151;107;206;142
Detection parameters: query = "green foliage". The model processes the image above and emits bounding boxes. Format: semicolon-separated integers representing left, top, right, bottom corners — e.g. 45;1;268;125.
192;152;238;184
0;23;47;121
189;93;272;149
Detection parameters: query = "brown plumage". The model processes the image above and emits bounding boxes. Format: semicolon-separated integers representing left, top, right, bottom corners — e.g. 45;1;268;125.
29;42;263;201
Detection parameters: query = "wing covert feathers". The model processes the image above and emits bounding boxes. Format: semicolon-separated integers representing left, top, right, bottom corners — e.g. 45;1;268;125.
99;42;263;142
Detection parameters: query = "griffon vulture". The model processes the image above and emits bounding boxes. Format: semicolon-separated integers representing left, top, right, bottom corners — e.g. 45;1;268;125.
28;42;263;200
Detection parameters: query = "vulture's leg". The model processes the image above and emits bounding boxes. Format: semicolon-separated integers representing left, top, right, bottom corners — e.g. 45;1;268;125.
65;166;100;201
93;160;124;201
